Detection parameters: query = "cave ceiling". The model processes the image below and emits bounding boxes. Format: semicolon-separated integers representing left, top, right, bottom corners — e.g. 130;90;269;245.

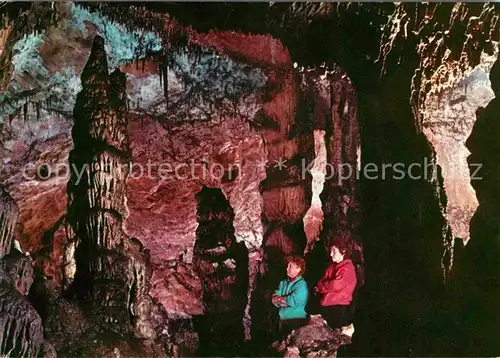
1;2;499;120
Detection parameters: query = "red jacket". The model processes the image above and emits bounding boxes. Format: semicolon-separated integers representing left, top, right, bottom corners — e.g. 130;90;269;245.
316;259;357;306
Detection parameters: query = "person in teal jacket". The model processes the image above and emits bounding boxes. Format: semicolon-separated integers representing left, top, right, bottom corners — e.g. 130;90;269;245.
272;256;309;339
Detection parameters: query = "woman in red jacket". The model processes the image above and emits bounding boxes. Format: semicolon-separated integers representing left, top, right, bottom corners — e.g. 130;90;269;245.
315;241;356;336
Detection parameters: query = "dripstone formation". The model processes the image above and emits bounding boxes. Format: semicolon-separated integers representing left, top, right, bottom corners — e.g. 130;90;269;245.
0;188;19;258
193;186;249;355
65;36;155;339
0;187;52;357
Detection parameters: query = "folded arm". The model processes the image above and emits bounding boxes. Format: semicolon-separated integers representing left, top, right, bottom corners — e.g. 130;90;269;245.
316;267;347;294
285;281;308;308
272;281;285;307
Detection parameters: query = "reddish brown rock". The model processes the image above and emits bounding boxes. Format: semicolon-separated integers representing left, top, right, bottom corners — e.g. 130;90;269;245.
262;71;297;136
262;186;308;223
0;251;34;295
190;31;291;68
120;60;160;79
0;114;72;255
125;116;267;263
150;264;203;317
0;7;312;328
264;226;300;256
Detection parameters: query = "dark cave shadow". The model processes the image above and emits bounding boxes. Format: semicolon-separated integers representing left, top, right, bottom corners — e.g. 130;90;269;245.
452;59;500;356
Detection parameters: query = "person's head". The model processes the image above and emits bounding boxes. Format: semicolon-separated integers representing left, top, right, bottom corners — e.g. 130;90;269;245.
329;241;352;263
286;256;306;279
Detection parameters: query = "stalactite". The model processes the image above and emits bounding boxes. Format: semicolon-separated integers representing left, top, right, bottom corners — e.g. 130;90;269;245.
159;59;163;89
426;149;455;280
162;51;169;108
378;3;500;131
0;188;19;259
35;102;40;120
0;2;62;91
303;129;327;251
343;83;360;196
318;67;360;242
291;64;360;253
165;63;169;108
376;2;500;278
22;102;27;121
330;78;342;185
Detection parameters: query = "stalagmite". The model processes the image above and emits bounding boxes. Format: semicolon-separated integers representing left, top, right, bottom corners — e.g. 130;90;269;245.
193;186;247;354
243;249;262;341
65;35;154;338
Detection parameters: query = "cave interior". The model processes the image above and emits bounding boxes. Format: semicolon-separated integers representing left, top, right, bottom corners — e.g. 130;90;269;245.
0;2;499;357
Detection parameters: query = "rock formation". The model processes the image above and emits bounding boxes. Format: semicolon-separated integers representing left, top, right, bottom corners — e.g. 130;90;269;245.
0;187;18;257
272;314;352;358
0;267;44;357
193;186;248;355
65;35;154;338
0;2;497;357
0;250;34;296
422;49;498;272
0;189;51;357
247;59;362;350
300;65;360;250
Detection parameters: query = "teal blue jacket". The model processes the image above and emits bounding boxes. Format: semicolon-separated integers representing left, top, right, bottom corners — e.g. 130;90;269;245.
273;276;308;320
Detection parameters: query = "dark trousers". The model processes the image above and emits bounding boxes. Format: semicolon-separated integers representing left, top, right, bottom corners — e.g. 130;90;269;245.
319;305;352;329
278;318;307;339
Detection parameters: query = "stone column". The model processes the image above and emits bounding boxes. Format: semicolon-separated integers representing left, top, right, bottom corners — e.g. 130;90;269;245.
65;36;154;338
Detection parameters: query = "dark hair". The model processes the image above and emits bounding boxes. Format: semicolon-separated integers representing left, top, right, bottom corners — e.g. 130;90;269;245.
286;256;306;275
329;240;352;259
